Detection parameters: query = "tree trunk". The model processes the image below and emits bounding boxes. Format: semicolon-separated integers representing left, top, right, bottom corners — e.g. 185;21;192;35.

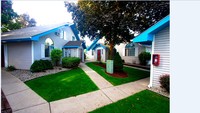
109;41;114;60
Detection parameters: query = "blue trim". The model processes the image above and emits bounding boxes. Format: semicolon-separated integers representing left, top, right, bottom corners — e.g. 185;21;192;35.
31;25;69;41
1;38;32;43
69;24;86;49
92;43;107;50
70;24;80;41
86;36;100;51
63;46;79;48
133;15;170;43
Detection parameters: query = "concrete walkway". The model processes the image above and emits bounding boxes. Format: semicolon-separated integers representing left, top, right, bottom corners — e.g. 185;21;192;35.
1;70;50;113
50;64;149;113
50;77;149;113
79;63;113;89
2;64;149;113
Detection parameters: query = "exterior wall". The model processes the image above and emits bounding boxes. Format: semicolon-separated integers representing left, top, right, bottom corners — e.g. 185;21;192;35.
94;47;107;62
86;50;95;60
151;27;170;87
7;42;32;69
33;26;72;60
63;47;84;62
115;43;145;64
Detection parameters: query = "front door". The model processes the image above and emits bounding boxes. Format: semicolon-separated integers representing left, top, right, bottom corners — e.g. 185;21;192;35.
97;50;101;61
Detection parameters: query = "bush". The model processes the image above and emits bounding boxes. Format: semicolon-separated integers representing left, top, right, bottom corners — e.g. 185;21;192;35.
40;60;53;70
138;51;151;65
6;65;16;71
50;49;62;66
30;60;53;72
62;57;81;68
159;74;170;93
30;60;45;72
113;52;123;72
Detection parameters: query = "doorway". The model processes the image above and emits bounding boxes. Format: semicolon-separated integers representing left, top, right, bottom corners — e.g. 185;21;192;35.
97;50;101;61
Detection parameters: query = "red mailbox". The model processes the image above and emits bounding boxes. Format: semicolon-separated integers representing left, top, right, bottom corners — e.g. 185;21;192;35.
152;54;160;66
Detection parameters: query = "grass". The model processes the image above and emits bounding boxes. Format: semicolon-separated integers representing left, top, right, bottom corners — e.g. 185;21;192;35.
90;90;169;113
25;68;99;102
86;62;150;85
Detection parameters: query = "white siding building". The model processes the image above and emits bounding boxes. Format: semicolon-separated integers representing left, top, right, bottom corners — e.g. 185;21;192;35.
1;23;86;69
133;15;170;88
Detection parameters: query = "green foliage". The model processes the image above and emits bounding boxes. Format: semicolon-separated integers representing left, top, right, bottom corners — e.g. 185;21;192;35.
62;57;81;68
113;52;123;72
6;65;16;71
138;51;151;65
41;60;53;70
65;1;169;57
30;60;45;72
90;90;169;113
1;1;36;32
30;60;53;72
50;49;62;66
159;74;170;93
25;68;99;102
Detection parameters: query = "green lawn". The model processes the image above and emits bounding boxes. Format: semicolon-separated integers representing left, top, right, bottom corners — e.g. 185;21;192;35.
90;90;169;113
25;68;99;102
86;62;150;85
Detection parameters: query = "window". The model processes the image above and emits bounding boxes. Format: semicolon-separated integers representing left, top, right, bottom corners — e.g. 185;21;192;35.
45;38;54;57
64;31;67;40
92;50;94;55
72;36;76;41
125;43;135;56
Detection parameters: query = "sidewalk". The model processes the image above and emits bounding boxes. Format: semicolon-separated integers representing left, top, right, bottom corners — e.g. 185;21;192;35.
2;64;149;113
1;70;50;113
79;63;113;89
50;64;149;113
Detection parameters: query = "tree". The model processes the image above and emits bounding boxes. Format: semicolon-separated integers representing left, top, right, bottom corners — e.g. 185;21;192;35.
65;1;169;59
1;0;37;32
1;0;21;32
17;14;37;27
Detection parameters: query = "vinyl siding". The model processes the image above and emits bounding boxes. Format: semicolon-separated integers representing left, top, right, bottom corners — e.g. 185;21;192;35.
152;26;170;87
7;42;32;69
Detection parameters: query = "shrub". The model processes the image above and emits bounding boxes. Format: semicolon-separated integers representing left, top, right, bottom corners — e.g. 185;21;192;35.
6;65;16;71
30;60;45;72
113;52;123;72
138;51;151;65
62;57;81;68
159;74;170;93
30;60;53;72
50;49;62;66
40;60;53;70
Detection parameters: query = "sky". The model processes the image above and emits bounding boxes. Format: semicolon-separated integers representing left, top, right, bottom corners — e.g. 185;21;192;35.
12;1;75;26
12;0;92;46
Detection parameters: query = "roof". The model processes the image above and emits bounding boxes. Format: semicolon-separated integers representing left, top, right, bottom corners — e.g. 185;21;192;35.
92;43;108;50
86;35;100;51
1;23;72;42
133;15;170;43
63;41;84;48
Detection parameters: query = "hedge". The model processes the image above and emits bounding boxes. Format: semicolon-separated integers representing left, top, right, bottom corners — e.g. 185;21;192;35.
62;57;81;68
30;60;53;72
